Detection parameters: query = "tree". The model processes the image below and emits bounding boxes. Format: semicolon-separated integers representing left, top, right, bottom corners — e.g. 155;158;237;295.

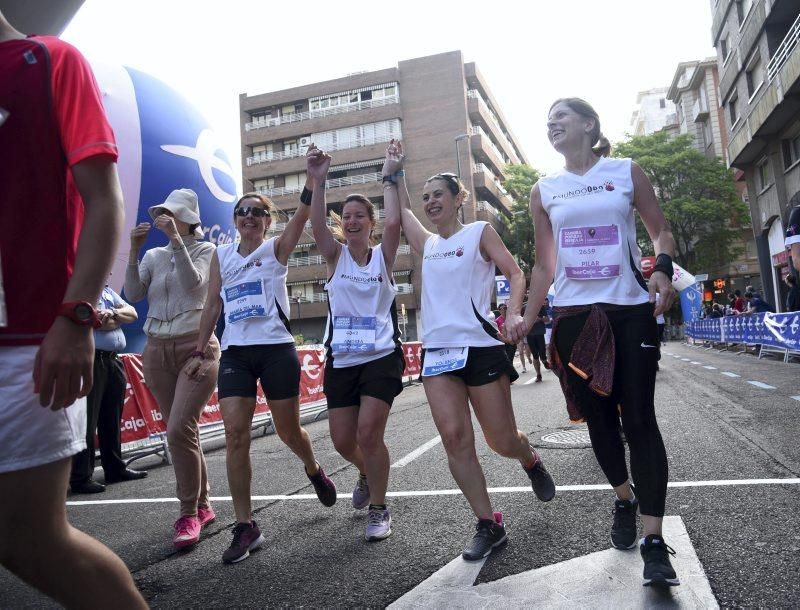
614;131;748;273
501;164;541;274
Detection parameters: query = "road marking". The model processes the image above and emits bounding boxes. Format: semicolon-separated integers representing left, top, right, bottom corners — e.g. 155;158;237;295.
524;376;540;385
681;358;691;361
792;396;800;402
391;435;442;468
721;371;740;377
691;361;701;364
65;478;800;506
703;365;717;370
389;517;717;609
747;380;776;390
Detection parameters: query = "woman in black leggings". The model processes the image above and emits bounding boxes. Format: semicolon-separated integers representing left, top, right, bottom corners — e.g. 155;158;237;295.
523;98;678;587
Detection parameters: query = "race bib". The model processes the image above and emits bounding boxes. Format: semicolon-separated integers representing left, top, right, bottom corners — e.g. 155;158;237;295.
560;224;622;280
225;281;267;323
331;316;377;354
422;347;469;377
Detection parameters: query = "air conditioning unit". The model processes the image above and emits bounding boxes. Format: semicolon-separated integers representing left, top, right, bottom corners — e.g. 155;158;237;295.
299;136;312;148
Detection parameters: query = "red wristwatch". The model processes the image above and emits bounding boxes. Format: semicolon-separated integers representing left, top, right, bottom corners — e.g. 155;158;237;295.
57;301;102;329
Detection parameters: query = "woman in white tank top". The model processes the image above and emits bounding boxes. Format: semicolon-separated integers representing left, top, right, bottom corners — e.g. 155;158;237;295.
523;98;679;587
187;147;337;563
308;142;404;542
393;143;556;561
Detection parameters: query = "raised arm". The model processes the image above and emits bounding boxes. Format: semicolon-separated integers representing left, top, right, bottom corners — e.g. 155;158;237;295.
275;170;315;266
379;140;403;272
185;251;223;380
632;162;676;316
124;222;152;302
479;224;525;343
388;142;431;257
306;145;340;266
523;183;556;334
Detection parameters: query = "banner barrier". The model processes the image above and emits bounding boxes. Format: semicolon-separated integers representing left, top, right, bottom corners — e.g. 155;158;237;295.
119;342;423;458
684;313;800;360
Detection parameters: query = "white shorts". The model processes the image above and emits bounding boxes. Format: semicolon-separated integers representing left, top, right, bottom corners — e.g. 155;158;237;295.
0;346;86;474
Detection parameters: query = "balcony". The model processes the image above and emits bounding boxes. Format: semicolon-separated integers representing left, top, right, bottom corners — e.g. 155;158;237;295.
259;172;382;199
245;95;399;132
466;90;519;164
472;164;514;211
767;11;800;81
693;97;710;122
247;133;398;167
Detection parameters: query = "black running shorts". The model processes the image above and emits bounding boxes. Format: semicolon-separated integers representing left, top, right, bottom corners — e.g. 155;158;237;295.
323;348;405;409
218;343;300;400
421;345;519;386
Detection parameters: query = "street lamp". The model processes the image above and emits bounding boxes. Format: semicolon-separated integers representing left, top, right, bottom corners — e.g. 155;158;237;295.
454;133;469;222
292;291;304;327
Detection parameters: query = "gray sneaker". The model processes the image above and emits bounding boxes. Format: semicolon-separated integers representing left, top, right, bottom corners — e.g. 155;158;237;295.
352;474;370;509
365;507;392;541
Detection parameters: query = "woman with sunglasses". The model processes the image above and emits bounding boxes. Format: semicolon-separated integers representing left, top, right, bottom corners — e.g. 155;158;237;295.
389;147;556;561
125;188;221;550
523;98;678;587
307;142;405;542
189;146;337;564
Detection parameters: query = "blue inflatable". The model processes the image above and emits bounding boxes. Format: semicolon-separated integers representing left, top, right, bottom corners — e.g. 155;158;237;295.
92;64;238;352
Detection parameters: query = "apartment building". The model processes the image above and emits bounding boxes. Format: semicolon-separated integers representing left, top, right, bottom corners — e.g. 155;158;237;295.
630;88;676;136
666;58;759;297
710;0;800;310
239;51;528;343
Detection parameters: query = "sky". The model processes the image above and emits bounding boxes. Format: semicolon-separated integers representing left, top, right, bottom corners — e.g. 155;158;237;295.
62;0;717;179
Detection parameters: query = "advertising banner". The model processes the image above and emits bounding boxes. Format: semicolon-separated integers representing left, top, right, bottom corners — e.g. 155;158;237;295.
685;313;800;350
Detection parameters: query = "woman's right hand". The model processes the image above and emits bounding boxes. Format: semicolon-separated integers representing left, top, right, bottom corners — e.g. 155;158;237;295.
306;143;331;184
381;139;404;177
130;222;151;250
183;355;206;380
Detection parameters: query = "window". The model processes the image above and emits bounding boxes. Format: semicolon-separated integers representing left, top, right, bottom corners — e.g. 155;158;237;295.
736;0;753;26
746;56;764;98
253;178;274;192
700;121;708;149
251;144;272;160
283;139;298;154
281;104;300;116
728;94;739;126
756;157;771;191
659;98;666;109
284;172;307;190
703;119;714;150
720;36;729;62
782;134;800;169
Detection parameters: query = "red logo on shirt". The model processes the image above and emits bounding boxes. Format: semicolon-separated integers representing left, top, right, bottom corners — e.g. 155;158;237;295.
255;259;262;267
378;274;383;283
456;247;464;257
604;180;615;191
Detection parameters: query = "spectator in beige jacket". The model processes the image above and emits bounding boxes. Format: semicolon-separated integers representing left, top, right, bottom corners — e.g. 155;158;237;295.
125;188;220;550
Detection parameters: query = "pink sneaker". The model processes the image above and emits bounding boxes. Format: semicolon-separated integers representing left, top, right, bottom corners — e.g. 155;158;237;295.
173;515;201;549
197;505;216;527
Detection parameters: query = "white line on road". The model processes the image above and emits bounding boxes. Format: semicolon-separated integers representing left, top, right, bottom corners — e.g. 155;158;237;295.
681;358;691;361
721;372;740;377
748;380;777;390
792;396;800;402
390;435;442;468
65;478;800;506
703;365;717;370
691;361;702;365
524;377;540;385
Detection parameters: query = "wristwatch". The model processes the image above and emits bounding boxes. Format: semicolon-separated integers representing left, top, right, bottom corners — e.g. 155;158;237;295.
57;301;102;328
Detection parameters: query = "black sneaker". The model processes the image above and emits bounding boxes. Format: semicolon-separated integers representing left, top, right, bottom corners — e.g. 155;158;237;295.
523;449;556;502
640;534;680;587
462;513;507;561
306;464;337;507
611;497;638;549
222;520;265;564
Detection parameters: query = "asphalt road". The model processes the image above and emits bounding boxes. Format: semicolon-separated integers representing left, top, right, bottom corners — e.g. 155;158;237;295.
2;341;799;608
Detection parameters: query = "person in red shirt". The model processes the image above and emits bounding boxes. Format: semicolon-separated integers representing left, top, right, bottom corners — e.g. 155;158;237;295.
732;289;745;313
0;12;145;608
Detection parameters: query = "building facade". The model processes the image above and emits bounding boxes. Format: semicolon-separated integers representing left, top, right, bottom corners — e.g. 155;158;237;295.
667;58;759;299
239;51;528;343
710;0;800;310
630;87;677;136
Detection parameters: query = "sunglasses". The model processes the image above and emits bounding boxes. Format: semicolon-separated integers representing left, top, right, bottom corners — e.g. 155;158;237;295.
234;206;269;218
429;172;459;184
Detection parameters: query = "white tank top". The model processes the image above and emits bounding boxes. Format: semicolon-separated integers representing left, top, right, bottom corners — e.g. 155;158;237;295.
217;238;293;349
421;221;502;348
538;157;649;307
323;244;400;368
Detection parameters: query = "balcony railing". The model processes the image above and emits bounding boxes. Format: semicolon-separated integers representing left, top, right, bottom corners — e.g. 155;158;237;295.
768;12;800;81
247;132;397;166
477;200;502;219
257;172;382;198
474;163;510;197
286;244;410;266
245;95;399;131
470;125;510;165
467;90;516;160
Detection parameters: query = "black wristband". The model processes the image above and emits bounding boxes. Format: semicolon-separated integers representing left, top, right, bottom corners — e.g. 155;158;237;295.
382;175;396;184
300;187;312;206
653;253;674;279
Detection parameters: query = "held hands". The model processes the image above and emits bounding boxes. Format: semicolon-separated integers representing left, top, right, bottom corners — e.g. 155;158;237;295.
501;313;527;345
650;271;676;316
306;143;332;184
382;139;404;177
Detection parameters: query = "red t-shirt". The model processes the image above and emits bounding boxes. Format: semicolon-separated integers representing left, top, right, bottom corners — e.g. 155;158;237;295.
0;36;118;345
733;297;745;312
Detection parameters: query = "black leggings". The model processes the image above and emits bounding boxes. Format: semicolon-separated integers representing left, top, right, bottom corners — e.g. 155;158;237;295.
554;303;668;517
526;334;547;362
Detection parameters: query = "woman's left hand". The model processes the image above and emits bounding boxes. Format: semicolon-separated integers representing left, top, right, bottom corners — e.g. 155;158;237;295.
381;139;404;177
153;214;180;240
503;313;527;344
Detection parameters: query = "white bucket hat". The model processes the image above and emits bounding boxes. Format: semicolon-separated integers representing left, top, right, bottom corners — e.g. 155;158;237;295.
148;188;204;238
